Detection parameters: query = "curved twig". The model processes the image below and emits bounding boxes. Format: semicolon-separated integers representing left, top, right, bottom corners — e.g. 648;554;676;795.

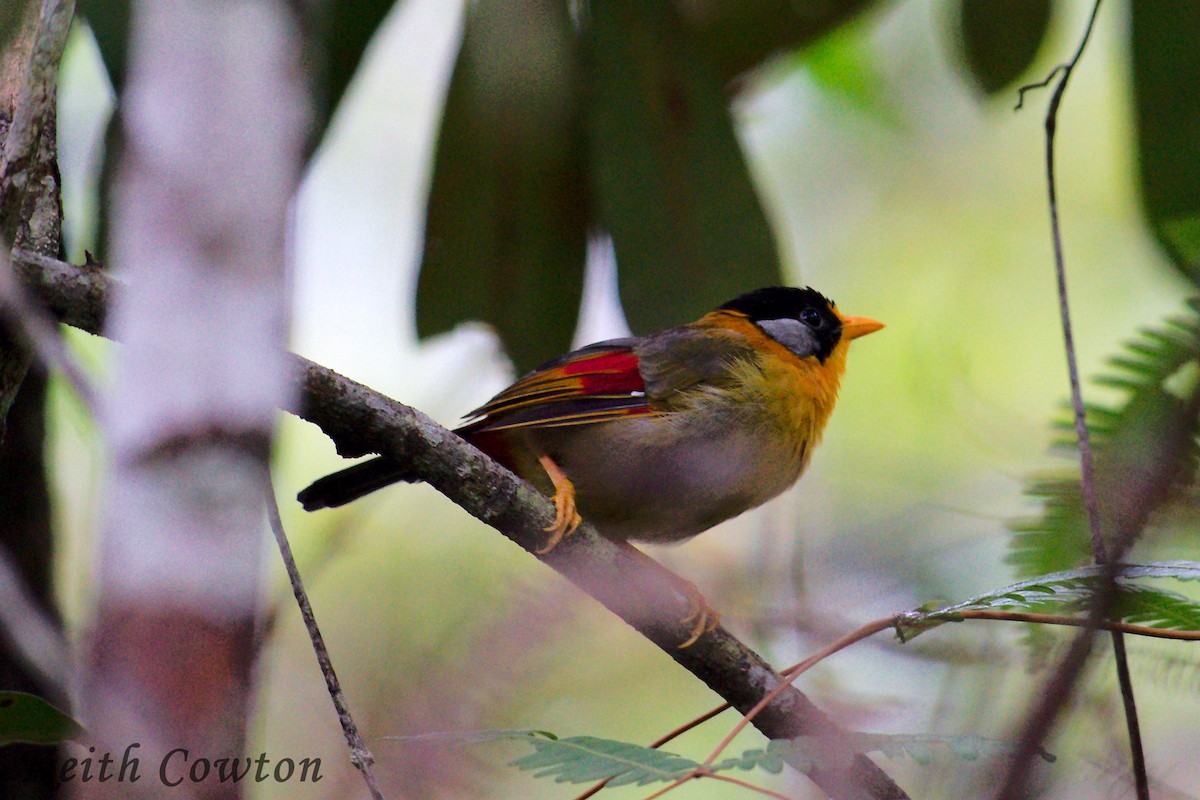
1003;3;1150;799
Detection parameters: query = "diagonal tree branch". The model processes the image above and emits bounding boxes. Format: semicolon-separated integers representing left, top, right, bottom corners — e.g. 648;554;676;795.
12;246;910;800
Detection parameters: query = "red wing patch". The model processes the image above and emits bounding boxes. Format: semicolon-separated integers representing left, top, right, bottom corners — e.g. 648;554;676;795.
458;343;655;433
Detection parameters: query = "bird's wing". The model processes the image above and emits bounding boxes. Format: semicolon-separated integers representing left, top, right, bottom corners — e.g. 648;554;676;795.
634;323;756;410
458;339;655;432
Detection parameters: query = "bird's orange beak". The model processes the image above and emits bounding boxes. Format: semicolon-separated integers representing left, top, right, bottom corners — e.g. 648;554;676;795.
840;316;885;340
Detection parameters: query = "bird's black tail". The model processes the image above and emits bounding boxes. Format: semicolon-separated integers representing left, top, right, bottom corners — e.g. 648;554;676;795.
297;456;416;511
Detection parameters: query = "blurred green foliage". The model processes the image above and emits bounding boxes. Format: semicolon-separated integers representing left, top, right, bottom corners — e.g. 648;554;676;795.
955;0;1053;95
586;0;779;341
1009;308;1200;577
313;0;402;140
73;0;1200;369
414;0;1200;375
76;0;129;93
77;0;402;143
0;692;82;746
1131;0;1200;283
416;0;588;373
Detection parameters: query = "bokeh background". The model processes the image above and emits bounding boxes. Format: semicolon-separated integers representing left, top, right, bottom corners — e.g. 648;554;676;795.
45;1;1200;797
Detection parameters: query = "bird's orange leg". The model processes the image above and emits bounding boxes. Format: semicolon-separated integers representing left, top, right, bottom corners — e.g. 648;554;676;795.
536;454;582;554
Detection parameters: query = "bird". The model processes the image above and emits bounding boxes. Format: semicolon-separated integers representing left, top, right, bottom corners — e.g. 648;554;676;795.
298;286;883;644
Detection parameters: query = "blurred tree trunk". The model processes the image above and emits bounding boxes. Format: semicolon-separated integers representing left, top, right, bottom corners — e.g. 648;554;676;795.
0;365;58;800
0;1;66;797
76;1;310;798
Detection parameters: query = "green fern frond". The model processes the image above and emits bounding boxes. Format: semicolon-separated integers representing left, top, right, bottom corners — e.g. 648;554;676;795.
768;733;1054;770
1113;584;1200;631
850;733;1055;764
386;727;1058;786
1007;303;1200;577
504;731;1049;785
509;736;699;786
897;561;1200;640
709;746;786;774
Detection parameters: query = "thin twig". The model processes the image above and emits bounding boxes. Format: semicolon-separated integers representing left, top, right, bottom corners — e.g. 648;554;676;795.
0;247;99;409
704;772;796;800
702;617;898;768
637;769;799;800
255;512;362;647
613;600;1196;800
1111;632;1149;797
638;773;695;800
1014;65;1066;111
573;640;904;800
263;474;385;800
633;617;898;799
1040;0;1107;563
571;703;734;800
1002;3;1149;798
950;610;1200;641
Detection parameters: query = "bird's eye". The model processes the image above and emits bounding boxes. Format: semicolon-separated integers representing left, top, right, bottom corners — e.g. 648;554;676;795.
799;307;823;328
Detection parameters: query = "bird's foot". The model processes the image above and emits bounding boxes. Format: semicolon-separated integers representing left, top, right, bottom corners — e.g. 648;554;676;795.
611;540;721;647
536;455;582;554
677;580;720;648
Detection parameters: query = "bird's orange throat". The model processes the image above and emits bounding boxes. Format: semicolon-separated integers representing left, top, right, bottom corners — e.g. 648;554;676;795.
802;339;849;429
699;311;849;461
769;338;848;457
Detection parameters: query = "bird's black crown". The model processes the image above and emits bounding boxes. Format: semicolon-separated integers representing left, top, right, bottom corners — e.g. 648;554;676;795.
720;286;835;321
720;286;843;362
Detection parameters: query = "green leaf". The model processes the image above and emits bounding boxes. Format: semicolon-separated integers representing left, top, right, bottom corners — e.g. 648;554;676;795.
0;691;84;747
310;0;400;141
1114;585;1200;632
798;18;898;125
676;0;878;84
587;0;783;336
709;746;785;775
898;562;1200;640
80;0;399;149
507;732;1015;786
954;0;1053;95
416;0;587;374
1114;561;1200;583
509;736;699;786
1159;216;1200;271
1131;1;1200;283
939;561;1200;612
78;0;131;93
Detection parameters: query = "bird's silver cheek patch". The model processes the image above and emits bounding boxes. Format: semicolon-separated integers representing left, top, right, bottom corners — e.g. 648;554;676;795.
758;317;820;359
